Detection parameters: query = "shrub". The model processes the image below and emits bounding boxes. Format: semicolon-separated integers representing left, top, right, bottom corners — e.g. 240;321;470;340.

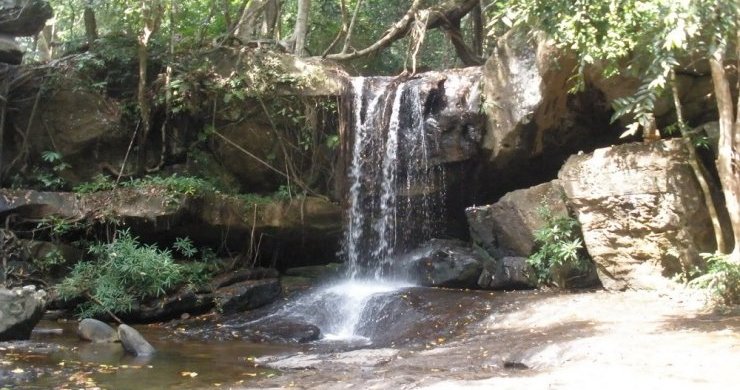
689;253;740;307
57;230;212;318
528;205;591;288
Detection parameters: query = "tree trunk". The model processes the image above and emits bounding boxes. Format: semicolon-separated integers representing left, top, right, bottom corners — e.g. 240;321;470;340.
83;2;98;44
341;0;363;54
136;1;163;174
709;43;740;263
234;0;270;42
670;70;727;254
471;1;483;57
261;0;279;38
293;0;311;56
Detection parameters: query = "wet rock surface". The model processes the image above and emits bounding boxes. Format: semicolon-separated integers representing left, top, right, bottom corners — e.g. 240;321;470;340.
77;318;118;343
0;285;46;341
118;324;155;356
396;239;488;289
477;256;535;290
215;278;282;315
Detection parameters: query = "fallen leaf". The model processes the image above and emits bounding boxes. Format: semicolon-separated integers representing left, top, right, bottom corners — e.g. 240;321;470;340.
181;371;198;378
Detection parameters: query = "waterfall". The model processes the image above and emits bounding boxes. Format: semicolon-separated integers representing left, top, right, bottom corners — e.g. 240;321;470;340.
344;77;445;280
255;69;483;344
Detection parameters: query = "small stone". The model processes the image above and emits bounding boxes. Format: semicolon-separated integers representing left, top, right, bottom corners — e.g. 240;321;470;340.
118;324;155;356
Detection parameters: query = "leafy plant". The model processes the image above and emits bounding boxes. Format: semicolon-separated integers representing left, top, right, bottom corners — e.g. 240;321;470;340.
56;229;213;318
528;204;591;287
33;249;67;273
689;253;740;307
73;174;117;193
173;236;198;258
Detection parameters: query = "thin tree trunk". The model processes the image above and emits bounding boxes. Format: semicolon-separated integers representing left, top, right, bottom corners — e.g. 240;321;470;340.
341;0;363;54
670;70;727;254
471;1;483;57
321;0;348;57
293;0;312;56
709;43;740;263
83;1;98;44
136;1;163;174
262;0;279;38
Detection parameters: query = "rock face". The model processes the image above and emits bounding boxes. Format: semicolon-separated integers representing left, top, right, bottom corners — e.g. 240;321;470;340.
77;318;119;343
466;181;569;258
0;285;46;341
0;0;53;64
0;188;342;269
479;32;619;200
117;324;155;356
558;140;714;290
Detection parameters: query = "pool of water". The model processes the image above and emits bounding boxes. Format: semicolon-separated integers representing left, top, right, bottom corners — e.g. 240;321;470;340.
1;320;302;389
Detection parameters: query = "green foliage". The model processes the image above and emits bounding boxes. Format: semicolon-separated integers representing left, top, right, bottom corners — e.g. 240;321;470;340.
528;205;591;287
57;230;213;318
36;216;84;243
33;249;67;273
173;236;198;259
122;174;220;196
689;253;740;307
20;151;72;191
73;174;117;193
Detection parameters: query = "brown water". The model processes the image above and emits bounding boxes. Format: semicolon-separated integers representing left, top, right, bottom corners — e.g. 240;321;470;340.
1;320;301;389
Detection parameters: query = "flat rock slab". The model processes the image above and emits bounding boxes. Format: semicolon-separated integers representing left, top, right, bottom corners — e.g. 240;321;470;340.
215;278;282;315
259;348;399;370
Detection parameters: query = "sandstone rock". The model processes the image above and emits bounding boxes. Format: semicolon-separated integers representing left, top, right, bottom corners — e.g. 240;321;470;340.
558;139;714;290
479;31;619;199
466;181;569;258
247;321;321;343
215;278;282;314
397;239;487;288
0;285;46;341
117;324;155;356
77;318;118;343
477;257;536;290
0;0;53;37
284;263;344;280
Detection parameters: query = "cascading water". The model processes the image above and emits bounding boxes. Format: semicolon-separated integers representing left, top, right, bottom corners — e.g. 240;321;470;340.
250;70;482;344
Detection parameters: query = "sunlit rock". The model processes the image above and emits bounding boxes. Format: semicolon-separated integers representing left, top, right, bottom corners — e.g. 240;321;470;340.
0;285;46;341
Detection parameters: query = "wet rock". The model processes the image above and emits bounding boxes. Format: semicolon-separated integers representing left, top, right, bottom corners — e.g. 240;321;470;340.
247;321;321;343
284;263;344;280
117;324;155;356
558;140;715;290
126;288;215;323
259;348;399;370
215;278;282;314
0;285;46;341
477;257;535;290
466;181;569;258
397;239;488;288
209;267;279;290
77;318;119;343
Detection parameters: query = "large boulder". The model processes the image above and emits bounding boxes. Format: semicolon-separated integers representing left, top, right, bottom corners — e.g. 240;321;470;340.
558;139;715;290
466;181;569;258
396;239;488;288
0;285;46;341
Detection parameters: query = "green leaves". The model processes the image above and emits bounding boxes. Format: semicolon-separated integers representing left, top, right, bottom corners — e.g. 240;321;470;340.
528;204;591;287
57;229;215;318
